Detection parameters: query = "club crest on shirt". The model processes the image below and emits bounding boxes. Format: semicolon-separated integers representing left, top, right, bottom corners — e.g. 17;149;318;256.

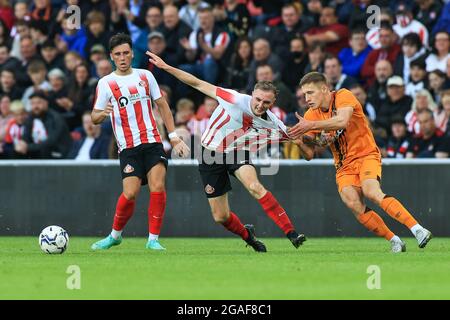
139;80;147;88
205;184;215;194
118;96;129;107
123;164;134;173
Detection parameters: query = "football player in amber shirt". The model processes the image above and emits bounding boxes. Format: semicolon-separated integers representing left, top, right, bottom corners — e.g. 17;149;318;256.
289;72;432;253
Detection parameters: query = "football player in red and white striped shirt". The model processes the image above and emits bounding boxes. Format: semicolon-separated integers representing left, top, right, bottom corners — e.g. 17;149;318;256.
147;51;306;252
90;34;190;251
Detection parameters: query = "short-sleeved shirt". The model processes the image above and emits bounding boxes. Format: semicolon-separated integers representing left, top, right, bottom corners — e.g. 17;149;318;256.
201;87;289;153
304;89;380;171
93;68;162;152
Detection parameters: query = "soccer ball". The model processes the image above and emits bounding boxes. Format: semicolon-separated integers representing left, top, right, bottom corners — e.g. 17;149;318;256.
39;226;69;254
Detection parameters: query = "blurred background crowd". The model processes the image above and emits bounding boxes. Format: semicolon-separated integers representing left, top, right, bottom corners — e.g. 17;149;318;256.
0;0;449;160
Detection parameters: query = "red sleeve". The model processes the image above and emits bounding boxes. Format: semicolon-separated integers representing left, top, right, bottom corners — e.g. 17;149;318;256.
360;50;378;82
329;24;349;39
216;87;236;104
4;119;14;144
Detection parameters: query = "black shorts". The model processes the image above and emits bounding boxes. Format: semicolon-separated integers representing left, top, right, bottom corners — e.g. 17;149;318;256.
119;143;168;185
198;147;254;198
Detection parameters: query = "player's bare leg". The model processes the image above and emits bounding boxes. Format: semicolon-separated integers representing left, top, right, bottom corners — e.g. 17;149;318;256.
339;185;405;253
146;163;167;250
361;179;432;248
234;165;306;249
208;193;266;252
91;177;141;250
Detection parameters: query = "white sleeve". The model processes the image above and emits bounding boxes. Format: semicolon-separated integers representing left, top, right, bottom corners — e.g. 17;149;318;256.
189;31;198;50
93;78;111;111
214;32;230;48
216;87;251;115
146;70;162;100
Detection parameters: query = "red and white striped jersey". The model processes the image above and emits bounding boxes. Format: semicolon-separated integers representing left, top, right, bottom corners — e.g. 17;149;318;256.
93;68;162;152
201;87;289;153
4;118;24;144
393;20;429;47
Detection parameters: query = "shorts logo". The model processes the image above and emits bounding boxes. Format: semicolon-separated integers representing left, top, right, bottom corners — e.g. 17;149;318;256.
205;184;215;195
364;171;372;176
123;164;134;173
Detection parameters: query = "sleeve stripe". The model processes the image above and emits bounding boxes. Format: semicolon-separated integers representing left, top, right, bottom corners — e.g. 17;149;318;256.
216;87;235;104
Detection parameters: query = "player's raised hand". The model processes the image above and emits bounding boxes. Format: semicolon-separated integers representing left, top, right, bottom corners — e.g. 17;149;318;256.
170;137;190;158
146;51;169;70
288;112;314;139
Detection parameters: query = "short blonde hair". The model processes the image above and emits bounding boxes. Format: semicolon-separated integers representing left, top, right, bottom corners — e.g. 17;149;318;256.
10;100;25;114
176;98;195;112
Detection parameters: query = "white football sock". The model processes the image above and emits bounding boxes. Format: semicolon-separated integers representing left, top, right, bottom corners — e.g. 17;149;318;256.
389;235;401;242
410;224;423;236
148;233;159;241
111;229;122;240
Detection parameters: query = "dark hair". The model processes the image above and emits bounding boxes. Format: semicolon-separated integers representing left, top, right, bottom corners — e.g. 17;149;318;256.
29;19;48;34
68;62;91;103
429;69;446;80
290;35;307;50
418;108;434;118
0;43;10;52
324;54;341;66
390;114;406;126
401;32;422;50
256;63;273;72
1;68;15;77
254;80;279;97
109;33;132;52
350;27;367;37
308;41;325;52
432;31;449;54
299;72;328;87
27;59;47;73
379;21;394;32
410;58;426;70
349;83;365;92
233;36;252;67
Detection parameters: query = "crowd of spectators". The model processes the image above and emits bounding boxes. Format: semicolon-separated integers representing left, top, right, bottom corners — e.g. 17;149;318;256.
0;0;449;160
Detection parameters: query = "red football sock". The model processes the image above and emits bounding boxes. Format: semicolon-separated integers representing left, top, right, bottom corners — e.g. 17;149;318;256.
112;193;136;231
222;212;249;240
149;192;167;235
258;191;294;234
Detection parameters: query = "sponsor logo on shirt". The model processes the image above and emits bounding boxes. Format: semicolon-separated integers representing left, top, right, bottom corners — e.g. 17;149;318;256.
118;96;129;107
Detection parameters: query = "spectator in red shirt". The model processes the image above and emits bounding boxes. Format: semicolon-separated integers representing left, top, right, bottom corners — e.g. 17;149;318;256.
361;22;401;86
0;0;14;31
304;6;349;56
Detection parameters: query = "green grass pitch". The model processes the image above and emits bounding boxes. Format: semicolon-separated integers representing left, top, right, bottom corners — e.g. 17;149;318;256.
1;237;449;300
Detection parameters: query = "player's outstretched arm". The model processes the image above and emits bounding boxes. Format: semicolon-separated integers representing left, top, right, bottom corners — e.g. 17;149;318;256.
146;51;217;99
288;107;353;139
91;103;113;125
